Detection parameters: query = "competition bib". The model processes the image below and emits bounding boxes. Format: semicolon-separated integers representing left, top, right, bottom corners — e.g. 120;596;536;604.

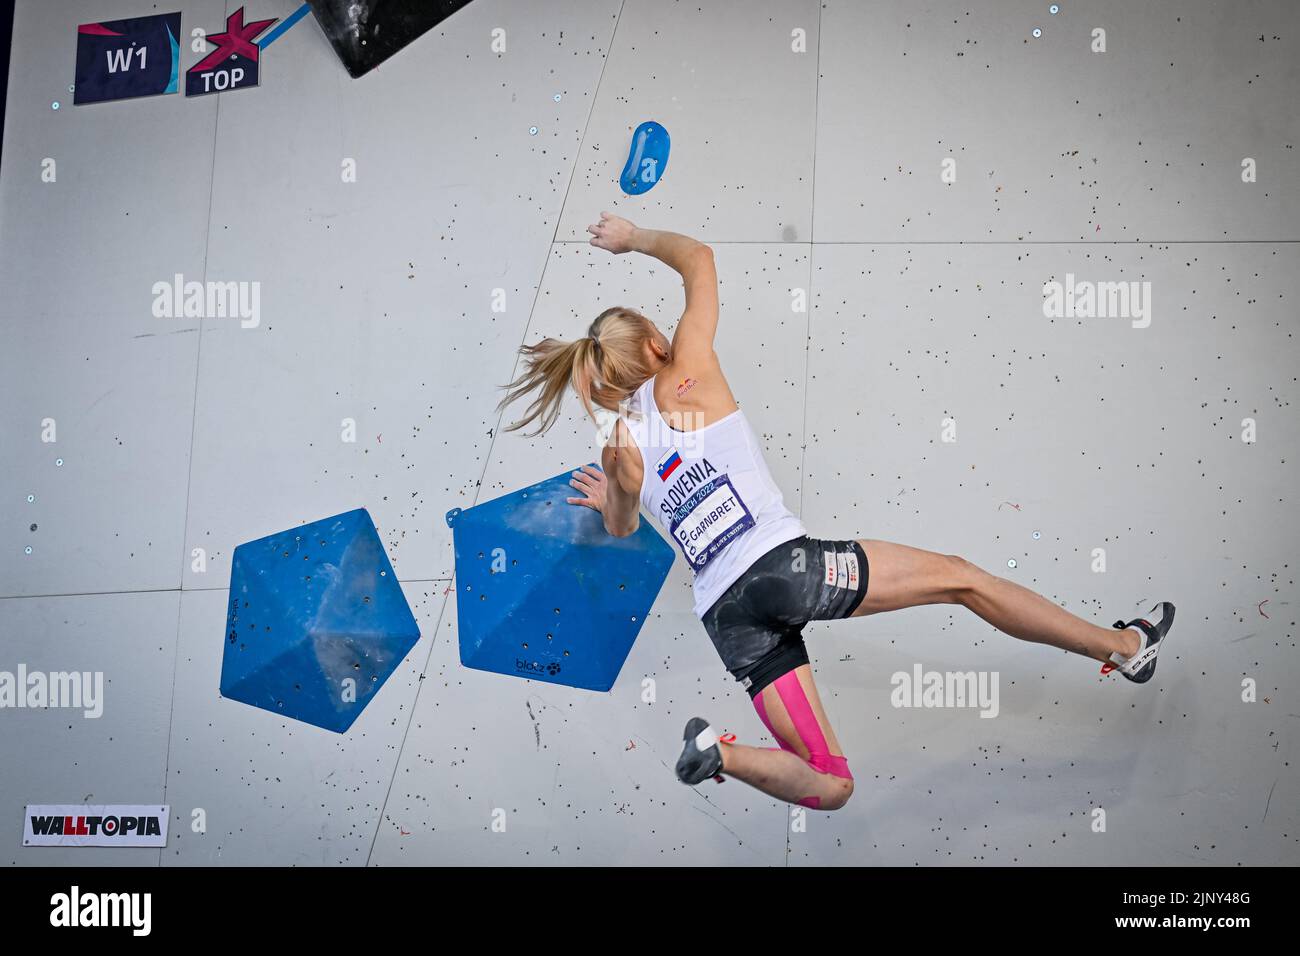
668;474;755;572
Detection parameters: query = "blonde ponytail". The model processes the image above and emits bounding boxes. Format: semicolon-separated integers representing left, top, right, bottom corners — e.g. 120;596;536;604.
499;306;665;436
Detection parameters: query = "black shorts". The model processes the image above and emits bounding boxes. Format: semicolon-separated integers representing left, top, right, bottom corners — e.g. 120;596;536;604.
700;535;869;698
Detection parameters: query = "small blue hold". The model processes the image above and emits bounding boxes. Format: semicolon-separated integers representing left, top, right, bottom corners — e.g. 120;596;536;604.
620;121;670;195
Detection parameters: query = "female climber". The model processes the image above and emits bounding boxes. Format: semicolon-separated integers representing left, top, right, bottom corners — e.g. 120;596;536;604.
497;212;1174;811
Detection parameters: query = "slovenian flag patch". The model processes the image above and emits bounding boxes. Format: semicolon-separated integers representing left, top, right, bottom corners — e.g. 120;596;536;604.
656;449;683;481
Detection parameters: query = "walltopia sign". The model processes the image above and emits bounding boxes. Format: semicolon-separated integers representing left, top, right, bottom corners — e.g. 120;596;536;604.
23;805;169;848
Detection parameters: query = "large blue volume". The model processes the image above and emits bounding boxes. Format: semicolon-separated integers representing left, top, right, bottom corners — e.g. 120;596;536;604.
446;466;675;691
220;508;420;733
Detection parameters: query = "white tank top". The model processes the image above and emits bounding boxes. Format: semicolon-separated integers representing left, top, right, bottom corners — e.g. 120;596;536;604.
620;376;806;618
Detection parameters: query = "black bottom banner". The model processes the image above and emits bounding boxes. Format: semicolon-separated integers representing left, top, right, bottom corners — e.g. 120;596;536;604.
0;865;1284;941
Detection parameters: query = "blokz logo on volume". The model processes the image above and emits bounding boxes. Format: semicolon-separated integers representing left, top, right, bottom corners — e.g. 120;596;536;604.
516;659;561;677
24;805;169;848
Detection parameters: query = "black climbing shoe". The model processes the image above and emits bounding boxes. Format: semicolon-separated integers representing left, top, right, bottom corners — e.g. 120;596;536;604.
675;717;726;785
1101;601;1175;684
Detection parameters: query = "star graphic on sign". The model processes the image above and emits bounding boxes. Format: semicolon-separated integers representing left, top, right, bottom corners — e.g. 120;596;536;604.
192;7;277;73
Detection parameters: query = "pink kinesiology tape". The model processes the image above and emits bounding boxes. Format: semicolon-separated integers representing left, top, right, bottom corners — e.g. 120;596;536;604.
752;671;854;788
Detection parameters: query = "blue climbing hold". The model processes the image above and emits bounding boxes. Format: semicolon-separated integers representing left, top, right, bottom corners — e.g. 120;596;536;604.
619;121;670;195
446;466;675;691
220;508;420;733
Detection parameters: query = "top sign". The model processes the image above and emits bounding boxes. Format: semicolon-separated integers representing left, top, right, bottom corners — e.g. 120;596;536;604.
186;7;278;97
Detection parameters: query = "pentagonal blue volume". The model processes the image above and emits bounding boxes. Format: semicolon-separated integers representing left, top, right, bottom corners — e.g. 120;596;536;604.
446;465;675;691
220;508;420;733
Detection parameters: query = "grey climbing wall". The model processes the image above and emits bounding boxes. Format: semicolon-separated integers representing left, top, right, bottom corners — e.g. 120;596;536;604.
1;0;1296;866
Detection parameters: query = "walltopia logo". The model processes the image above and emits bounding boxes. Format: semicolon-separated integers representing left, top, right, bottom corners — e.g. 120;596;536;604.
151;273;260;327
50;886;151;936
0;665;102;718
29;813;162;840
24;805;169;848
1042;273;1152;328
890;664;1000;718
